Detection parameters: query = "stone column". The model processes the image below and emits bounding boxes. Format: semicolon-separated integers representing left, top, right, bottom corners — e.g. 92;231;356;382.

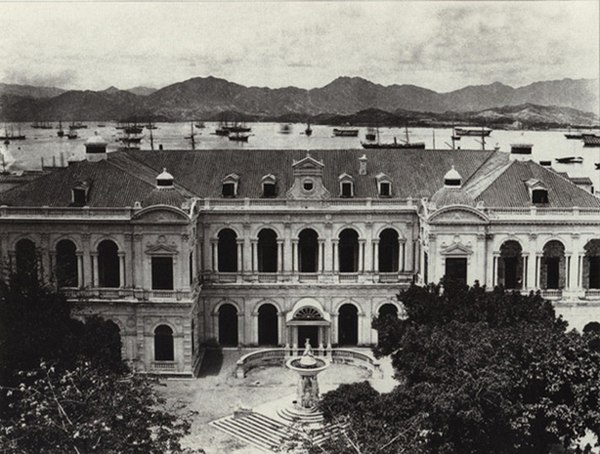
332;239;339;273
492;254;498;287
211;240;219;272
236;239;244;273
324;235;333;273
358;239;365;272
118;252;126;288
535;254;542;288
91;252;99;287
400;241;406;272
277;239;284;273
318;239;326;272
278;313;285;346
292;239;298;273
251;239;258;273
243;236;252;274
372;239;380;273
76;251;84;288
284;225;293;273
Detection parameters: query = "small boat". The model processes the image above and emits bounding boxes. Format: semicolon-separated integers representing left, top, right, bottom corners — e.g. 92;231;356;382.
365;127;377;141
70;121;88;129
555;156;583;164
145;121;157;130
582;134;600;147
305;123;313;136
97;123;106;128
361;137;426;149
539;160;552;166
195;121;205;129
333;127;359;137
454;126;492;137
214;127;229;136
229;132;250;142
595;163;600;170
31;121;52;129
226;122;251;133
57;120;64;138
124;124;143;134
280;123;292;134
67;127;78;139
565;132;583;139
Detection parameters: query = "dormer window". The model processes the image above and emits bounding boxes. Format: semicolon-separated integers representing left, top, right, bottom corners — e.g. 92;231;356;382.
71;181;89;207
338;173;354;198
376;173;392;197
303;178;314;192
222;173;240;198
261;174;277;198
532;189;549;204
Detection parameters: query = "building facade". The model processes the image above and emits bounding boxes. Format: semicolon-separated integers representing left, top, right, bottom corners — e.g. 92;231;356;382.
1;138;599;375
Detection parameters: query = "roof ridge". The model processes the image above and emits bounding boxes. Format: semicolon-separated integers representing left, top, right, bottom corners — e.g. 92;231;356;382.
464;157;515;199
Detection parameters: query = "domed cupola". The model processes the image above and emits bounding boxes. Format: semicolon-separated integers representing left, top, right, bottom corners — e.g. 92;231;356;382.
85;132;108;162
430;165;476;208
141;168;186;207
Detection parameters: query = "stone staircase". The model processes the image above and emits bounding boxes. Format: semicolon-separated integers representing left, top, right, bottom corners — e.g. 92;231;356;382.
210;410;345;453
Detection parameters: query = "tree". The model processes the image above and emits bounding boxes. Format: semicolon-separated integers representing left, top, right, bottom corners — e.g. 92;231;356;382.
318;281;600;454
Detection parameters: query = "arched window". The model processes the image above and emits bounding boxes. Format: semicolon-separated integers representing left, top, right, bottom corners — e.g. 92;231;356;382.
154;325;174;361
378;303;398;319
218;304;238;346
15;239;37;279
498;240;523;289
379;229;399;272
258;229;278;273
298;229;319;272
56;239;78;288
258;304;278;345
339;229;359;273
338;304;358;345
218;229;238;272
541;240;565;290
98;240;120;288
584;240;600;289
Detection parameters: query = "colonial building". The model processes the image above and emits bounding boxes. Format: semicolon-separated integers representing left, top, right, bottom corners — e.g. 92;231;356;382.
1;137;599;375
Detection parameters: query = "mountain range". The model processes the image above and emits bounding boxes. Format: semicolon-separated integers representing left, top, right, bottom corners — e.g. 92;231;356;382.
0;76;598;125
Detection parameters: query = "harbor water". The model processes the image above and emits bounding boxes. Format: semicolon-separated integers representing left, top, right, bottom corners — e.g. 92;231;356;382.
2;122;599;191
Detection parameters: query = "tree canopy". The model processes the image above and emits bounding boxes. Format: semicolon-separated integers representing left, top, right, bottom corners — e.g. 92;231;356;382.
318;281;600;454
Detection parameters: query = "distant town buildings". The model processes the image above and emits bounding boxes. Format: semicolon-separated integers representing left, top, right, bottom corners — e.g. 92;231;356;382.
1;138;599;375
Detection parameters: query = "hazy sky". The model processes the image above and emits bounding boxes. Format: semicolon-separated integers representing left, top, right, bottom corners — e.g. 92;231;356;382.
1;1;598;92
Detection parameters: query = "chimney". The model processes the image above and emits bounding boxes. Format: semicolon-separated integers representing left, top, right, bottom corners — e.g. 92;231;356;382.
510;143;533;161
359;154;367;175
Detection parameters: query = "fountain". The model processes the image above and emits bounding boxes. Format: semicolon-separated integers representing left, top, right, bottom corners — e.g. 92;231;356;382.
285;339;330;413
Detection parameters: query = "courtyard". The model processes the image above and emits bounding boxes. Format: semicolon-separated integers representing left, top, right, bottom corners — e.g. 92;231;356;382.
159;348;394;453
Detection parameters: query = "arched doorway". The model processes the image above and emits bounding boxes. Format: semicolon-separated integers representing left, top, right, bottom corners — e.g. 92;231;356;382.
258;229;278;273
218;304;238;346
378;303;398;319
218;229;238;272
98;240;120;288
338;304;358;346
15;238;37;279
339;229;359;273
298;229;318;272
498;240;523;289
258;303;278;345
379;229;399;272
154;325;174;361
584;240;600;289
541;240;565;290
56;239;78;288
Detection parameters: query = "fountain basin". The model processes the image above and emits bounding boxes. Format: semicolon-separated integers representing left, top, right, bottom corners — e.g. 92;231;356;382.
285;356;330;376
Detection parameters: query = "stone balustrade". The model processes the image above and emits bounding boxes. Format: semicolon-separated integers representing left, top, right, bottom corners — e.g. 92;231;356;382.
61;287;192;302
201;271;413;285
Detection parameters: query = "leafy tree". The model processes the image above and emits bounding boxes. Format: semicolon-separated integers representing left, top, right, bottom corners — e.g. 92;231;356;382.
317;281;600;454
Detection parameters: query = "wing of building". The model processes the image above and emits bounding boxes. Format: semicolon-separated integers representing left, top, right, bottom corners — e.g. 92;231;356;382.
1;138;599;375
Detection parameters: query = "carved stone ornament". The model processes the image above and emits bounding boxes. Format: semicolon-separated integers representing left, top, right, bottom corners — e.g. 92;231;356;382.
145;235;178;255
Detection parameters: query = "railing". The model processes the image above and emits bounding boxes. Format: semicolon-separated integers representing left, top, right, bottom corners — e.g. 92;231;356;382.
486;207;600;218
202;271;412;285
541;289;563;299
152;361;177;372
585;289;600;299
200;197;417;211
0;205;139;219
338;274;359;282
61;288;192;302
298;273;319;282
234;348;382;379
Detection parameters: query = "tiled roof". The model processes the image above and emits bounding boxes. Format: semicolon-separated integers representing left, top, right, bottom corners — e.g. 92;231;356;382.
123;148;496;200
475;160;600;208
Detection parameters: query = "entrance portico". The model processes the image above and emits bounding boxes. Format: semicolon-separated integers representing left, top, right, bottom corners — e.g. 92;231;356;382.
285;298;331;350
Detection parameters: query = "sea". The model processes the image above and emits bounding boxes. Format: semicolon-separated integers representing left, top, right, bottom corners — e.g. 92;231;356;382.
2;122;599;191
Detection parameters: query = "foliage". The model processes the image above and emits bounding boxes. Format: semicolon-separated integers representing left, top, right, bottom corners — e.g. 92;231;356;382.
317;281;600;454
0;361;199;454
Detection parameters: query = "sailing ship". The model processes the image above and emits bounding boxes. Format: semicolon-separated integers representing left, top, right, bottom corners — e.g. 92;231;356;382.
145;121;157;130
0;125;26;141
31;121;53;129
333;126;359;137
226;122;251;133
279;123;292;134
361;136;426;149
184;122;196;149
582;134;600;147
195;121;205;129
70;121;88;130
57;121;64;138
66;127;78;139
454;126;492;137
228;131;250;142
555;156;583;164
117;132;142;149
124;123;143;134
564;127;584;140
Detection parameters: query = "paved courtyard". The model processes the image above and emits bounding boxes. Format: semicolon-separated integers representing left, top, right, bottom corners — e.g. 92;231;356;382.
158;349;394;453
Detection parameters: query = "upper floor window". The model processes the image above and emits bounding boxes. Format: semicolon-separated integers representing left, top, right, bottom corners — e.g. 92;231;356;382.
532;189;549;204
338;173;354;198
71;181;89;207
261;174;277;198
152;256;174;290
303;178;314;192
376;173;392;197
222;173;240;198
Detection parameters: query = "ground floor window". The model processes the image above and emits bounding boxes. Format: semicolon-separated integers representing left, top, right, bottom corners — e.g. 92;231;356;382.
258;304;278;345
445;257;467;284
154;325;174;361
218;304;238;346
338;304;358;346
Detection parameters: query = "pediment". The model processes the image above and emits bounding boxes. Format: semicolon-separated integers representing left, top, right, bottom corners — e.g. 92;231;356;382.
292;154;324;170
428;206;488;224
441;242;473;256
132;206;189;224
145;235;178;255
